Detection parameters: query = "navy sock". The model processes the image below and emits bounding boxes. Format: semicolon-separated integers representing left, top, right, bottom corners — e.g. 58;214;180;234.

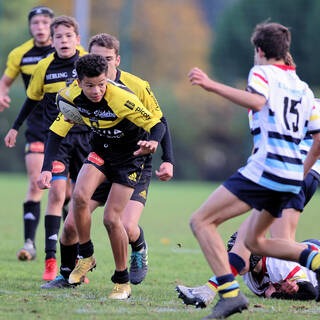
228;252;245;276
111;269;129;284
79;240;94;258
23;201;40;243
45;215;61;259
130;226;146;252
60;242;79;279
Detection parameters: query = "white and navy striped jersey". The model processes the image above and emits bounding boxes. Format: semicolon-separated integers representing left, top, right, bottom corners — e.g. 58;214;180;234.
240;64;320;194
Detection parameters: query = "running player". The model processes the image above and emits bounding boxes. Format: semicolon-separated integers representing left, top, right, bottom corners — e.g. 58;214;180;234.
40;33;174;293
187;22;320;319
38;53;165;299
0;6;54;261
4;16;88;281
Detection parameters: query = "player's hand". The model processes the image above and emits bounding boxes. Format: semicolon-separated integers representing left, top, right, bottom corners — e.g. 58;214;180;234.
134;140;158;156
188;67;214;91
64;116;76;124
155;161;173;181
280;279;299;294
265;283;277;298
37;171;52;189
4;129;18;148
0;94;11;110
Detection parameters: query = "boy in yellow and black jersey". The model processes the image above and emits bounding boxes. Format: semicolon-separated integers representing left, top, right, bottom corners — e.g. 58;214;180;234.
0;6;55;263
5;16;89;282
38;54;165;298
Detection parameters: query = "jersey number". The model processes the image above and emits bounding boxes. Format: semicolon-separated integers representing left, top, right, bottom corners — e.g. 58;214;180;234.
283;97;301;132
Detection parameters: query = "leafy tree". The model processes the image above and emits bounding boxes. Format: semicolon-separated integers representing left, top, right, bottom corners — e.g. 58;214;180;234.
211;0;320;87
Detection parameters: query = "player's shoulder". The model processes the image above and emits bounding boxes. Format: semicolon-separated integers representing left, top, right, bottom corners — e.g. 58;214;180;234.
58;83;82;102
107;79;135;96
77;45;88;56
120;70;146;85
8;38;34;58
36;52;55;69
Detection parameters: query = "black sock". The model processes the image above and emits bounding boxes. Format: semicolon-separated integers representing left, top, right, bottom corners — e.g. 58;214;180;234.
130;226;146;252
60;242;79;279
111;269;129;284
78;240;94;258
62;198;70;221
23;201;40;243
45;215;61;260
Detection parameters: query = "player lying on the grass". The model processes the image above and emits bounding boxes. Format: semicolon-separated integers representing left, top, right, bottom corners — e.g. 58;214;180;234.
38;54;165;299
4;16;87;282
176;232;320;308
0;6;54;262
40;34;174;299
187;21;320;319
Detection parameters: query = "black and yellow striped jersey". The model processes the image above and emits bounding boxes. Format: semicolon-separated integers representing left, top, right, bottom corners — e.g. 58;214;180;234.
5;38;55;89
50;80;161;152
115;69;162;119
27;49;87;132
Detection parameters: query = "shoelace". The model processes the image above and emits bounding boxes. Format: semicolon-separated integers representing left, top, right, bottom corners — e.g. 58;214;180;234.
74;259;91;273
130;251;144;269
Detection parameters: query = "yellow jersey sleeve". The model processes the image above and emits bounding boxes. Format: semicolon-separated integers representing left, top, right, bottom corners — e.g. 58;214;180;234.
5;48;23;80
49;112;74;137
120;71;163;119
26;61;47;101
107;83;160;132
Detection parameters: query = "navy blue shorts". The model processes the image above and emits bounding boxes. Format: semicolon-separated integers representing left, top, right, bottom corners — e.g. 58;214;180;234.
223;172;295;218
283;170;319;212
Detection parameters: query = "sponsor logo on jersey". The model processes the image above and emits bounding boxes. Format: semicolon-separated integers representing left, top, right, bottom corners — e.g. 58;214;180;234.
93;110;117;119
52;161;65;173
78;107;91;115
88;152;104;166
128;172;137;182
135;107;151;120
124;100;135;110
22;56;42;64
46;72;68;80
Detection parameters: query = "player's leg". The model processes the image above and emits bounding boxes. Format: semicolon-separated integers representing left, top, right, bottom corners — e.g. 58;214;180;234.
104;182;134;299
42;176;67;281
62;176;72;221
17;147;44;261
124;164;151;285
68;163;105;284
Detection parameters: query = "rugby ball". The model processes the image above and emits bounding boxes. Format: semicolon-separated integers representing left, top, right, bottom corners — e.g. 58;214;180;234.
56;95;85;125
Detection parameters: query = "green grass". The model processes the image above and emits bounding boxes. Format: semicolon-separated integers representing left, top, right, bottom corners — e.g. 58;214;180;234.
1;173;320;319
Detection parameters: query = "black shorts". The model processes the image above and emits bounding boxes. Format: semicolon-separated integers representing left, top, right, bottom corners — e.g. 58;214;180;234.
223;172;295;218
84;149;147;189
91;155;152;206
24;104;46;145
283;170;319;212
51;132;91;182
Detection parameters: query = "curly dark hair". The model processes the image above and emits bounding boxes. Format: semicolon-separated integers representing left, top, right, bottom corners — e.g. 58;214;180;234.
251;22;291;61
75;54;108;80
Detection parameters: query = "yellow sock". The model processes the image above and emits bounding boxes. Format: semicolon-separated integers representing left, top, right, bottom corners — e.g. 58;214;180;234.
311;253;320;271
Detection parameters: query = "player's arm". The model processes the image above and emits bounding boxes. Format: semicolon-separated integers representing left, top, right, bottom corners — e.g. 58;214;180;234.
188;67;266;112
269;281;316;300
38;115;73;189
0;48;22;110
4;98;40;148
0;74;14;110
155;116;174;181
4;64;46;147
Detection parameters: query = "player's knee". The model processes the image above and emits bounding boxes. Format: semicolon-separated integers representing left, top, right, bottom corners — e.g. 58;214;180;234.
28;178;41;195
122;221;135;239
72;190;89;209
244;234;263;255
63;220;77;241
103;214;120;233
189;213;201;236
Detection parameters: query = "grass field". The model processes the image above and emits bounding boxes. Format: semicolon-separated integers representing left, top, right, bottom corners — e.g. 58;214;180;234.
1;173;320;320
